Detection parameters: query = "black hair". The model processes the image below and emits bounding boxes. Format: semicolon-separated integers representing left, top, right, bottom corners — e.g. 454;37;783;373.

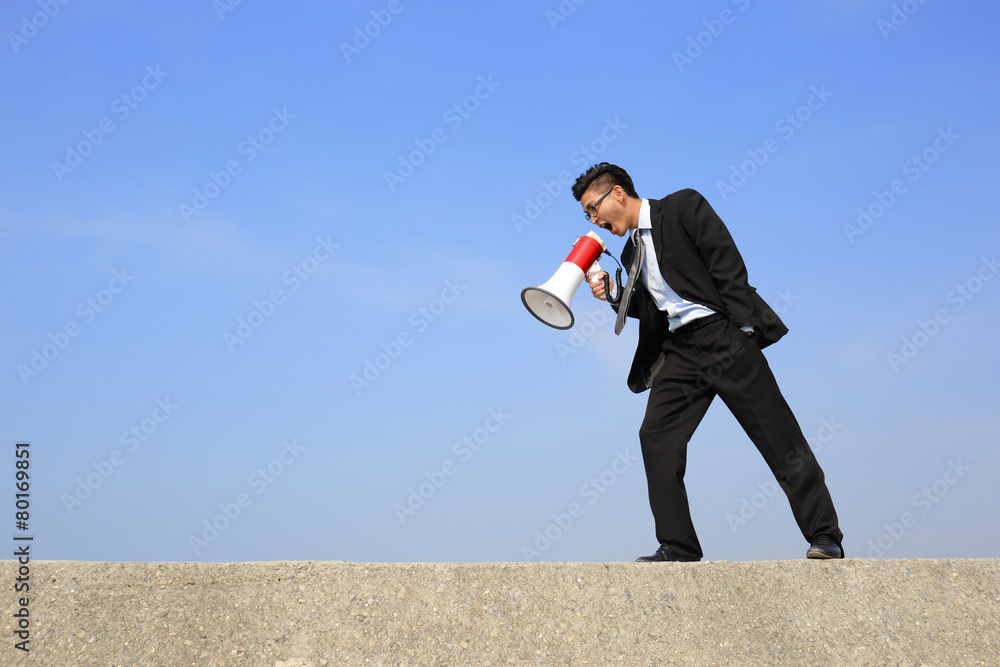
571;163;639;201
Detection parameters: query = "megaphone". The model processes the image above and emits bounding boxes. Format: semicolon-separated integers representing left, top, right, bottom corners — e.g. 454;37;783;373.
521;231;608;329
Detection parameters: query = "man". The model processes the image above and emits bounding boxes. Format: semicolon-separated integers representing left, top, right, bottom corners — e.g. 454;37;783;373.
572;162;843;562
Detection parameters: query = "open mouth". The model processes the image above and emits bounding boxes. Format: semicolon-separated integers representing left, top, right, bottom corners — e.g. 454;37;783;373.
599;222;612;232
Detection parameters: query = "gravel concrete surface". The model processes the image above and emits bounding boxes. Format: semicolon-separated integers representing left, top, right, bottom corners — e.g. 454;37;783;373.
1;558;997;666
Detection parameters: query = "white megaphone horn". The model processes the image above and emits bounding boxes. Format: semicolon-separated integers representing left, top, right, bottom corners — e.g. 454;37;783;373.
521;231;608;329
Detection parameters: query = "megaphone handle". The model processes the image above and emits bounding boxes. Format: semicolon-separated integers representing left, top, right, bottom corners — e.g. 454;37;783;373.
585;261;622;305
585;262;605;296
585;260;602;282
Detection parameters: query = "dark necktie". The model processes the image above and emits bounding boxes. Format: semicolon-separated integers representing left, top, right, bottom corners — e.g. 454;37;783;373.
615;230;645;335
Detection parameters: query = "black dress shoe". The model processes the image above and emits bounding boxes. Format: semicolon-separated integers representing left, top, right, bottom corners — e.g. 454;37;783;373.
634;544;700;562
806;534;844;559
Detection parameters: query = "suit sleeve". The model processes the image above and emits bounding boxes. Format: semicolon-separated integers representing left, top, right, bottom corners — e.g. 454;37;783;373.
678;189;757;328
608;288;642;319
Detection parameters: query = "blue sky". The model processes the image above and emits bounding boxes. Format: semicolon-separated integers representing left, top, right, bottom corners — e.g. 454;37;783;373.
2;1;998;563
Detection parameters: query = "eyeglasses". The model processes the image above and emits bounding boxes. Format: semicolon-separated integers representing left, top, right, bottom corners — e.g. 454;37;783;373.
584;187;615;222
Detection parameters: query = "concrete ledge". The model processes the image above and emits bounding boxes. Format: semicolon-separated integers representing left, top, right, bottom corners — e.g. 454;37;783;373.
2;559;998;665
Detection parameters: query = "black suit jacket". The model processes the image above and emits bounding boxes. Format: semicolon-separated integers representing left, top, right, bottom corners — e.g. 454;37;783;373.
614;189;788;393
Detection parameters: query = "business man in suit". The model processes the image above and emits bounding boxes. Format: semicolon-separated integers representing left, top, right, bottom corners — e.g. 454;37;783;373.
572;163;843;561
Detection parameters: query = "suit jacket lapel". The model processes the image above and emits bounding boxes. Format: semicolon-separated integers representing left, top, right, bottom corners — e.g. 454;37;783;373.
648;199;670;273
621;234;635;271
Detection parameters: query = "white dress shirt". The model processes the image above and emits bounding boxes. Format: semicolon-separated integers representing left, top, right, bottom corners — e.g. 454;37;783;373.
635;198;752;333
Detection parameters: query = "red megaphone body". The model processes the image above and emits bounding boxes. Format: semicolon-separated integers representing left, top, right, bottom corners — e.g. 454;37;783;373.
521;232;607;329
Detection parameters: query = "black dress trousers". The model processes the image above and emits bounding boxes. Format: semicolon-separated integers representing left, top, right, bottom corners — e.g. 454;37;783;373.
638;314;843;560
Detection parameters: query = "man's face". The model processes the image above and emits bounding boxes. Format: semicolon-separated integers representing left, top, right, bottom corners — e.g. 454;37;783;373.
581;184;626;237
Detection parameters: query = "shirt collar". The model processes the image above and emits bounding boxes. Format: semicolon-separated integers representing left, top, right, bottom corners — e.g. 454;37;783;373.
635;199;651;241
